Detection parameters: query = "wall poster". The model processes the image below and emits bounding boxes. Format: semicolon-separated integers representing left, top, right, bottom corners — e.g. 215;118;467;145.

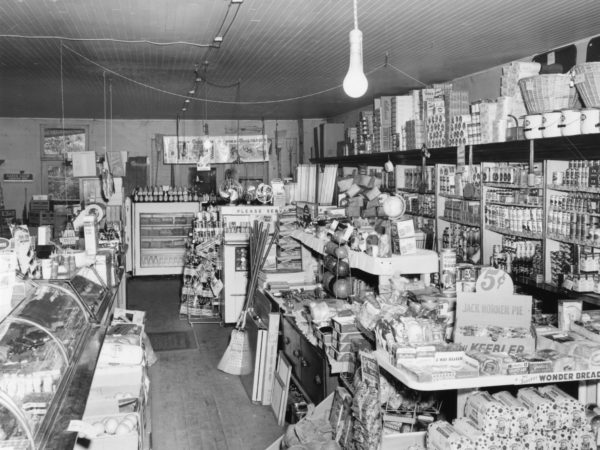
44;162;80;201
41;125;89;160
163;135;269;165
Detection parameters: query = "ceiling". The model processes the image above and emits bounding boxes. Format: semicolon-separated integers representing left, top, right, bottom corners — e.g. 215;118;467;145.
1;0;600;121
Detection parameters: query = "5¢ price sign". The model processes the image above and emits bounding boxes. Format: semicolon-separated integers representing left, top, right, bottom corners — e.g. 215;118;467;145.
476;267;513;294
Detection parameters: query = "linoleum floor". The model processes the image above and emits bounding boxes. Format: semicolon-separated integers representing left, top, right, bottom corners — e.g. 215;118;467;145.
127;276;283;450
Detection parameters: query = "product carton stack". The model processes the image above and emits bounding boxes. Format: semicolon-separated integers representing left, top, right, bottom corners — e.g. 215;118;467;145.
373;96;393;153
467;102;483;145
478;100;498;144
75;308;155;450
390;95;414;151
425;386;593;449
425;97;447;148
405;119;426;150
500;61;541;121
448;114;471;146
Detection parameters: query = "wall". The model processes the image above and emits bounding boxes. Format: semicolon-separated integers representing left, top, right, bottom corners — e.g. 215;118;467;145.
0;117;300;215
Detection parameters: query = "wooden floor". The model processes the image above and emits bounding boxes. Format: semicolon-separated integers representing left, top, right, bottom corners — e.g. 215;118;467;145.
127;276;283;450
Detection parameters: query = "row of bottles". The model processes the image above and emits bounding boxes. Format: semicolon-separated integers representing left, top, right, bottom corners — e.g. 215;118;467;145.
441;224;481;264
482;162;535;186
546;210;600;242
550;243;573;286
484;204;543;234
133;186;217;203
549;193;600;214
490;237;542;280
551;160;600;187
486;188;543;206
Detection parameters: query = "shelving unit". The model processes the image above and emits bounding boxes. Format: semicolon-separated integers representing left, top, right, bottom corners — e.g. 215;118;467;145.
290;230;438;279
435;163;483;264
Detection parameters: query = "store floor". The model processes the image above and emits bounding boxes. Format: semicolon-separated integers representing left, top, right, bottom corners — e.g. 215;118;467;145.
127;276;283;450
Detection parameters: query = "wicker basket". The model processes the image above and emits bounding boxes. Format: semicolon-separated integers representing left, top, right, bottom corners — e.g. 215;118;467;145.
572;62;600;108
518;74;578;114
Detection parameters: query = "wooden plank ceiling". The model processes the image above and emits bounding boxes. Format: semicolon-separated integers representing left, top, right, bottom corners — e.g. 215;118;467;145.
1;0;600;120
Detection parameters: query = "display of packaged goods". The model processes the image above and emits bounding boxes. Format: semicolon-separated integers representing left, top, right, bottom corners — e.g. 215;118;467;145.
427;420;475;450
466;351;528;375
537;385;586;429
536;328;600;370
463;391;510;436
492;391;533;437
517;387;562;431
396;353;479;382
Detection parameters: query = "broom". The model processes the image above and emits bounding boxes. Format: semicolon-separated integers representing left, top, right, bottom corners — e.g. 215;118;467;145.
218;220;279;375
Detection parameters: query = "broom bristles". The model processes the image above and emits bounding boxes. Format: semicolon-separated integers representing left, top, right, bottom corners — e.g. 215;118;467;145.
217;328;253;375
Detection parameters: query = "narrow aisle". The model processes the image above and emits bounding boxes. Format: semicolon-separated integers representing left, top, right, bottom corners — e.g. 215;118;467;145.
127;276;283;450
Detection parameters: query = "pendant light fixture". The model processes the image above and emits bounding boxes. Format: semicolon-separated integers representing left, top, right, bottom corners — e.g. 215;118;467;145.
343;0;368;98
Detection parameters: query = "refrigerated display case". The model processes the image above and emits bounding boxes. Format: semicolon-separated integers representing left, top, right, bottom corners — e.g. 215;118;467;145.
0;280;100;448
131;202;200;276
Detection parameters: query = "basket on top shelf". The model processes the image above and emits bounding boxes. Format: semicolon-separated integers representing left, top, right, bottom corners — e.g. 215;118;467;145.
572;62;600;108
518;74;579;114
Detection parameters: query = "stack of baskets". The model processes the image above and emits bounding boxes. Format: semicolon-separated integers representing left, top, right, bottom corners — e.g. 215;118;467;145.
518;73;579;114
572;61;600;108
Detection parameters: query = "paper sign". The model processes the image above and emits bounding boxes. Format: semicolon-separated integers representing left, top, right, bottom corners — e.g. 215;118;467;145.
476;267;513;294
72;152;97;177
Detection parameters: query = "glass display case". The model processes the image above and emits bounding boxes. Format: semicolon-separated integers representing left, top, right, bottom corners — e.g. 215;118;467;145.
0;281;90;449
131;202;200;276
38;267;110;324
0;265;120;449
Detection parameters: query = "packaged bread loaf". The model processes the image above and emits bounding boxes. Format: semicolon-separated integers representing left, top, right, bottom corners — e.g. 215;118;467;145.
452;417;511;449
492;390;534;437
523;430;553;450
570;426;595;450
427;420;475;450
517;387;562;431
463;391;509;437
538;384;586;429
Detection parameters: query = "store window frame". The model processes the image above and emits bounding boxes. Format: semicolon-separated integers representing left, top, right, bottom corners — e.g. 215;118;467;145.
40;125;89;161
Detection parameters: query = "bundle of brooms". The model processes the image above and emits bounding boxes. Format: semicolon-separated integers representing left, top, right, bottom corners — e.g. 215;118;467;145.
218;220;279;375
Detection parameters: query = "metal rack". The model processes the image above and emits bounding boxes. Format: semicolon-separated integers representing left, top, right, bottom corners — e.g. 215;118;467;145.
179;226;224;325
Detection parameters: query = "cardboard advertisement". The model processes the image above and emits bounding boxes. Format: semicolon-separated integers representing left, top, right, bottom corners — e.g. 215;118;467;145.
454;268;534;354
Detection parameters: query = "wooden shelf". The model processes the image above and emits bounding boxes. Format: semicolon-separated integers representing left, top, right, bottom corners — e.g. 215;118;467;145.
485;200;543;208
311;135;600;167
438;216;480;228
290;230;438;276
439;192;481;201
483;182;540;189
375;349;600;391
485;225;543;240
547;184;600;194
396;187;435;195
546;232;600;248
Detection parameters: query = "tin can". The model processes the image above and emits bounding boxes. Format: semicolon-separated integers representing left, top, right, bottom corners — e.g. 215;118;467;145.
439;248;457;294
457;263;476;282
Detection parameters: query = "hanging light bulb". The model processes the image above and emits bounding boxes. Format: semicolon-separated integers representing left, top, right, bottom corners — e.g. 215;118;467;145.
343;0;368;98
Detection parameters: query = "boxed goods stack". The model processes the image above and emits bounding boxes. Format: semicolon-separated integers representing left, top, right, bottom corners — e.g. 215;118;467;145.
391;95;415;151
425;97;447;149
405;119;426;150
426;386;593;449
467;102;482;145
447;114;471;146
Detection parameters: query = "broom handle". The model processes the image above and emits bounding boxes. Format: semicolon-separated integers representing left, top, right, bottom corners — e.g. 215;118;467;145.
246;224;278;313
245;223;269;314
237;220;263;329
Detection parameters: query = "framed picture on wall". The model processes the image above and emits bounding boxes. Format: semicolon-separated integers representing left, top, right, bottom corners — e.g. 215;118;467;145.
41;125;89;160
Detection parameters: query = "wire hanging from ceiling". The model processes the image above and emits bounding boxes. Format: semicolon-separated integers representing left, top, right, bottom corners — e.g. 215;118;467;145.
60;43;426;105
0;34;214;48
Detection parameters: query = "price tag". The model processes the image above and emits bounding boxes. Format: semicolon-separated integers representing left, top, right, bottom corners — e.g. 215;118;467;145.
476;267;513;294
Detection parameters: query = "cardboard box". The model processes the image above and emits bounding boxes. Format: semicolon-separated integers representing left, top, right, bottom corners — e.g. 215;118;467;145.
454;290;535;355
74;412;140;450
332;329;362;343
331;316;357;334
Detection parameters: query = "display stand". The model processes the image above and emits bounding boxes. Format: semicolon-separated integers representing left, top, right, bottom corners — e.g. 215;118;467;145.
290;230;438;281
376;268;600;417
